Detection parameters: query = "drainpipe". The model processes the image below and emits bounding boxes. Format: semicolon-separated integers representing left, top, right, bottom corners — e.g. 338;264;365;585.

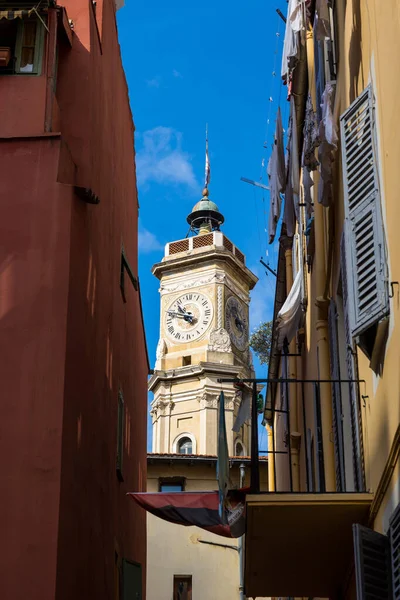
238;463;246;600
305;28;336;492
266;424;275;491
280;235;301;492
44;7;58;132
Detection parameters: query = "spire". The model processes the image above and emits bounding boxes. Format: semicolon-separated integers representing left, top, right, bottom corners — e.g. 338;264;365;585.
186;127;224;235
204;123;210;189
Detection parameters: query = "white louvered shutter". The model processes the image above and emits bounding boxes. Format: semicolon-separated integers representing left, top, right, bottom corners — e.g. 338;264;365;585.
340;85;389;337
353;524;392;600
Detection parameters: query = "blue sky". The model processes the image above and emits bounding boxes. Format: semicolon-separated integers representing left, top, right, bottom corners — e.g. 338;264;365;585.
117;0;288;451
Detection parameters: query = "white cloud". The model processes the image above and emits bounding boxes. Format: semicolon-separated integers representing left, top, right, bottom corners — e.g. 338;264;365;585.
146;76;161;88
138;227;163;254
135;126;197;189
172;69;183;78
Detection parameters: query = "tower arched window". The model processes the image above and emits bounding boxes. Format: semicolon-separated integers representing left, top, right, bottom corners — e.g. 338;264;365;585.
178;437;193;454
235;441;245;456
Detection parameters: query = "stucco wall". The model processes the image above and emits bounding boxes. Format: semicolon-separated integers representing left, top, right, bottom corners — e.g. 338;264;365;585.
0;0;148;598
147;461;268;600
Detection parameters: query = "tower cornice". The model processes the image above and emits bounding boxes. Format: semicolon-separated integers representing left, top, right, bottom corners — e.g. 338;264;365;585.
148;361;250;393
152;245;258;290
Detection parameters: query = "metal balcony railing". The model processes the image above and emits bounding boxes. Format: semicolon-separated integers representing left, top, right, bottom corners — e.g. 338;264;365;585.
218;377;366;494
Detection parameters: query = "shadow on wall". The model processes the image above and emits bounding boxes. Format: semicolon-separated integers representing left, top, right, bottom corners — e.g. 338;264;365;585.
349;0;365;103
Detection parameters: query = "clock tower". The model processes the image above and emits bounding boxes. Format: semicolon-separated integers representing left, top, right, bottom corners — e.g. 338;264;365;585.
149;187;258;457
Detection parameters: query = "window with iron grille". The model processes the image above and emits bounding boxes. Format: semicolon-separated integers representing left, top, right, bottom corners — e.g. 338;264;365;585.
340;85;389;366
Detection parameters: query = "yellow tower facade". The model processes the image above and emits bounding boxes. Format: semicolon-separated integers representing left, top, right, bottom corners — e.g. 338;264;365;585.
149;189;258;458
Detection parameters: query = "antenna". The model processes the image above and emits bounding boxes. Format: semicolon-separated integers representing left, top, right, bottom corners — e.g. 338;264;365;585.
240;177;269;191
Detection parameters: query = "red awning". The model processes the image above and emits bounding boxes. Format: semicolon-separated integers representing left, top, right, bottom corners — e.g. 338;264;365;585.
127;489;247;539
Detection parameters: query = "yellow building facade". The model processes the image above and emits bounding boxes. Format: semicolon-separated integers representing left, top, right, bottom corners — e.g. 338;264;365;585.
244;1;400;599
147;190;268;600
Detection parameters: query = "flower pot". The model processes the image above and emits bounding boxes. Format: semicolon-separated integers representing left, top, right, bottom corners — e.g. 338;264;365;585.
0;47;11;67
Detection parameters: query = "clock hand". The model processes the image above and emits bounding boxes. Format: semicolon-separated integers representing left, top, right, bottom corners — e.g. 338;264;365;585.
167;310;194;324
167;311;187;319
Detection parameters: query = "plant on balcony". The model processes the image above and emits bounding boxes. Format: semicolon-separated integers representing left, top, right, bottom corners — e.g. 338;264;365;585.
249;320;272;365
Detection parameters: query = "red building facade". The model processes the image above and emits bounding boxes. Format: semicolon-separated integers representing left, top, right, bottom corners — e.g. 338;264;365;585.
0;2;148;599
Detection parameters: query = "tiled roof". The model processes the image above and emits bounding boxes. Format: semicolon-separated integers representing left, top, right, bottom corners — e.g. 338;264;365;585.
147;452;268;461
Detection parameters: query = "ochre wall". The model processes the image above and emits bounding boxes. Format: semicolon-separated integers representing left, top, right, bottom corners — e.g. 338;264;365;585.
147;461;268;600
291;0;400;532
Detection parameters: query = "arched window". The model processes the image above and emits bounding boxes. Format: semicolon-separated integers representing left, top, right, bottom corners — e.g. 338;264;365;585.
235;441;245;456
178;437;193;454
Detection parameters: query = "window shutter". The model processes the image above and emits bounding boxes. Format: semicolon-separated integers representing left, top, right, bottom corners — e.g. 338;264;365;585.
353;524;392;600
328;299;345;491
122;559;142;600
340;85;389;337
390;503;400;599
340;230;365;492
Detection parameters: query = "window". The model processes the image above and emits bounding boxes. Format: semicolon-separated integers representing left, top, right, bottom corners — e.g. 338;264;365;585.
235;441;244;456
182;355;191;366
0;16;44;75
120;248;138;303
159;478;185;492
122;559;142;600
173;575;192;600
177;437;192;454
341;85;389;366
116;390;124;481
353;503;400;600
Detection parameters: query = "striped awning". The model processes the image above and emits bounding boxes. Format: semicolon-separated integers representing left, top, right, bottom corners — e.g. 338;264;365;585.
0;9;35;19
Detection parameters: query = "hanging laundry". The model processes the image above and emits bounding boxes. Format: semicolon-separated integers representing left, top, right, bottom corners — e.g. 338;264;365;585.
268;107;286;244
217;391;229;525
290;96;300;197
315;0;331;41
283;97;300;235
232;389;251;433
281;0;306;83
303;167;314;219
276;269;303;349
302;93;321;171
318;82;338;207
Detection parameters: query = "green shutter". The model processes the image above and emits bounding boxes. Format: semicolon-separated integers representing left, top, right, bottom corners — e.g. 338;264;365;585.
340;229;365;492
340;85;389;337
122;559;142;600
353;524;392;599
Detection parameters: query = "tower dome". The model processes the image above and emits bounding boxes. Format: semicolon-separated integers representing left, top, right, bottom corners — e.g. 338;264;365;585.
186;188;224;234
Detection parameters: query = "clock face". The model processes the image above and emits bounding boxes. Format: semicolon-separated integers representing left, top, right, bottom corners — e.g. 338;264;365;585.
165;292;213;343
225;295;248;350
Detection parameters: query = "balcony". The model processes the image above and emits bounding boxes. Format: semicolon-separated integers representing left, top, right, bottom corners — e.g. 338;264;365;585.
218;377;374;599
165;231;246;265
